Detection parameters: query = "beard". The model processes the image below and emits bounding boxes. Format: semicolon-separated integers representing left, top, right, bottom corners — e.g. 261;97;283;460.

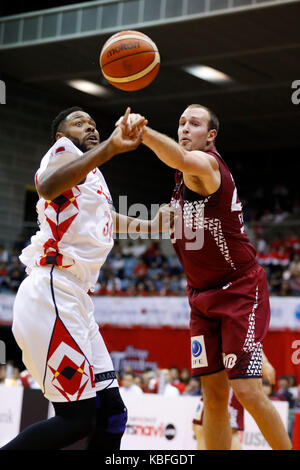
68;136;89;153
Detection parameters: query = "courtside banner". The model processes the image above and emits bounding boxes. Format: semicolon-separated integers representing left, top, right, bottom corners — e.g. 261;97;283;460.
242;401;289;450
0;384;23;447
120;394;198;450
1;294;300;329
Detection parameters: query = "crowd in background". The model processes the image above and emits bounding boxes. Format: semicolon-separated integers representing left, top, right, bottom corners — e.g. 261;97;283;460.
1;361;299;413
1;227;300;297
0;180;299;296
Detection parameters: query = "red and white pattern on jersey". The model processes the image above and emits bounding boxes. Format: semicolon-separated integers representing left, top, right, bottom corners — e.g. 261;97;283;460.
242;285;263;376
37;187;81;269
171;196;236;270
45;315;95;401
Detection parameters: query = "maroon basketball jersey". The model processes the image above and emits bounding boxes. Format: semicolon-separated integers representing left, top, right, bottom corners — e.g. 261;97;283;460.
170;146;257;291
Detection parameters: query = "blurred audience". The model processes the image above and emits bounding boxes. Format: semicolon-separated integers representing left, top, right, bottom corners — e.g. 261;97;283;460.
119;372;144;396
1;222;300;298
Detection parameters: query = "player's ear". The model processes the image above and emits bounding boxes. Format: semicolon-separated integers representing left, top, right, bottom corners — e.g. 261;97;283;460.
55;131;65;140
207;129;217;144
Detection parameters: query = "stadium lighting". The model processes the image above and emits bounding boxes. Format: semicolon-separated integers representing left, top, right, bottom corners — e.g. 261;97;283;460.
66;79;111;97
183;65;233;84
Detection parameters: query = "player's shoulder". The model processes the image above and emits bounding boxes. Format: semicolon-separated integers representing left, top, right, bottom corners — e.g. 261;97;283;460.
50;136;82;156
37;137;81;179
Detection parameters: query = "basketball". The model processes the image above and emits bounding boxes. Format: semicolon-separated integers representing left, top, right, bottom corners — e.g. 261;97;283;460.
99;30;160;92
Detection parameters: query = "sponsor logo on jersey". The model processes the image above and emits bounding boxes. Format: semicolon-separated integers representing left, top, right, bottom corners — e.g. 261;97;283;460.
191;335;208;368
223;353;237;369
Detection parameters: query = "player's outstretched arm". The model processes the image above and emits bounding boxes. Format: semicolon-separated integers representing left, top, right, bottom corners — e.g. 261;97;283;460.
112;204;175;234
37;108;145;201
141;126;218;176
116;113;218;178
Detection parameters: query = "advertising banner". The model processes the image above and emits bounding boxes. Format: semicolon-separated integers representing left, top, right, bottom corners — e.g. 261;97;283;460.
0;384;23;447
120;394;199;450
1;294;300;330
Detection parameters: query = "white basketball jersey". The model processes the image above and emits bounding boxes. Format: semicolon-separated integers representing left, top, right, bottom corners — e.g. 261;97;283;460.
20;137;114;291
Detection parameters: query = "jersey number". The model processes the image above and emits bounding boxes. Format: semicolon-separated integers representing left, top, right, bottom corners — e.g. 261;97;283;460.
231;187;242;212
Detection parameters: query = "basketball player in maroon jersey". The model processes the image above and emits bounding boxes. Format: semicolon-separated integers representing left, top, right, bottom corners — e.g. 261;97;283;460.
120;105;291;450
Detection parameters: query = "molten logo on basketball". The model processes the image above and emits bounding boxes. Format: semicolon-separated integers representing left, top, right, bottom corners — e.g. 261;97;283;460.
223;353;237;369
107;42;140;58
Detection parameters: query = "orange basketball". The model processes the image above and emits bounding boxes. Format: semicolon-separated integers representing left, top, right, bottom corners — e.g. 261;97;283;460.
99;30;160;92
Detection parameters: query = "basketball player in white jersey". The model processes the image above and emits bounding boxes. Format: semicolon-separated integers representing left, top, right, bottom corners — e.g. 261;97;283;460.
1;106;171;450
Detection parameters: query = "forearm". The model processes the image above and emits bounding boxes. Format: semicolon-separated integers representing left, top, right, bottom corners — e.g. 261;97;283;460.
142;126;186;171
112;212;151;234
39;138;116;200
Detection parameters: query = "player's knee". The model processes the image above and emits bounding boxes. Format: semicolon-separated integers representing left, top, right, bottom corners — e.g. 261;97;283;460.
202;377;229;407
231;379;262;407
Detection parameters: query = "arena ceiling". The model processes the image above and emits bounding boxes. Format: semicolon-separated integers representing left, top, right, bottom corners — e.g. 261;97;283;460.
1;1;300;153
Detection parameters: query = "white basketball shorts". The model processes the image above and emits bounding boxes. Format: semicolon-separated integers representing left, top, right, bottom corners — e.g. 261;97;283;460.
12;266;118;402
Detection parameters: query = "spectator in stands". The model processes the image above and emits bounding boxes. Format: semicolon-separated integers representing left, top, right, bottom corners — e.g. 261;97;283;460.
183;377;202;396
107;280;123;297
269;269;284;295
135;282;148;296
106;273;122;293
0;245;9;263
179;368;191;386
148;369;180;396
289;274;300;296
288;253;300;277
168;366;186;394
262;379;282;401
273;207;289;224
121;240;134;258
7;265;24;293
133;257;148;282
286;375;299;404
110;251;125;278
95;280;109;296
0;262;9;292
133;375;144;392
119;372;144;396
144;279;158;296
276;376;295;409
130;239;147;258
284;230;300;255
141;369;156;393
260;208;274;225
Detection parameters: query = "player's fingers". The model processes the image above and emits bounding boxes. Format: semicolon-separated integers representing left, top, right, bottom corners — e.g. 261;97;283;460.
115;116;123;127
131;116;148;130
123;107;131;123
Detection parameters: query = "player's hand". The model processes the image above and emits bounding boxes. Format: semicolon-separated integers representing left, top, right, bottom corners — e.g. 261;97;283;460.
151;204;177;233
115;109;148;138
262;359;276;385
111;107;146;153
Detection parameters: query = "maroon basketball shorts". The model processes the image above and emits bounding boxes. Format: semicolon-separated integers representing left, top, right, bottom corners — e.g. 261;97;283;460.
188;265;270;380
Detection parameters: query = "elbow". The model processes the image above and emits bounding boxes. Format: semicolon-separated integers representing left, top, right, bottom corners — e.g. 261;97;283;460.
36;181;57;201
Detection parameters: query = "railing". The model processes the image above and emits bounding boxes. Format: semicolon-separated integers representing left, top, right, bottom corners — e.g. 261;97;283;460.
0;0;296;48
